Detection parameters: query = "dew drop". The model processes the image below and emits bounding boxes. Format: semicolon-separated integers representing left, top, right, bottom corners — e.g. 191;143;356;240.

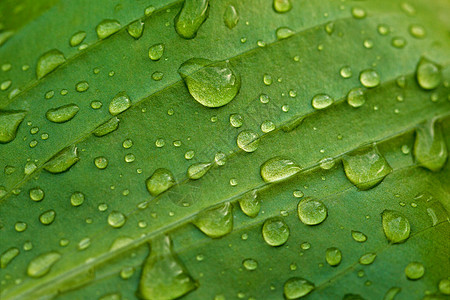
94;156;108;169
214;152;227;166
359;253;377;265
243;258;258;271
224;5;239;29
312;94;333;110
127;20;144;39
391;37;406;48
359;69;380;88
377;24;390;35
347;88;366;108
383;287;401;300
238;190;259;218
146;168;176;196
109;91;131;115
409;24;426;38
29;187;44;202
46;104;79;123
94;117;120;137
96;19;121;39
342;146;392;190
325;247;342;266
178;58;240;108
261;120;276;133
276;27;294;40
70;192;85;207
78;238;91;250
24;162;37;175
44;145;79;173
187;162;211;180
405;262;424;280
36;49;66;79
325;22;334;35
297;197;327;225
273;0;292;13
262;217;289;246
230;113;243;128
413;118;447;171
75;81;89;92
351;230;367;242
439;279;450;295
0;110;26;143
174;0;209;39
260;156;301;183
69;31;86;47
15;222;27;232
1;247;19;268
39;210;56;225
27;251;61;278
416;58;441;90
148;44;165;61
144;5;156;16
90;101;102;109
237;130;260;152
259;93;270;103
283;277;315;299
124;153;135;163
381;210;410;243
108;211;126;228
351;7;366;19
0;30;14;47
0;80;11;90
194;202;233;238
263;73;273;85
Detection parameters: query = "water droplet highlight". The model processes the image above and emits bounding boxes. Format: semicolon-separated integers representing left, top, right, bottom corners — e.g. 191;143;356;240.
69;31;86;47
351;231;367;242
273;0;292;13
39;210;56;225
187;162;211;180
94;117;120;137
359;253;377;265
1;248;19;268
347;88;366;108
108;211;126;228
276;27;294;40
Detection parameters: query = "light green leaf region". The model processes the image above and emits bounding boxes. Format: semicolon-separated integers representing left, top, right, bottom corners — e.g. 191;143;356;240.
0;0;449;299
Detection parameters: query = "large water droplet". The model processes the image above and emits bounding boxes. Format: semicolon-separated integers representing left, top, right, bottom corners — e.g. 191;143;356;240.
187;162;211;180
146;168;176;196
283;277;315;299
69;31;86;47
178;58;240;108
359;253;377;265
439;279;450;295
27;251;61;278
312;94;333;110
94;117;120;137
44;145;79;173
297;197;327;225
238;190;260;217
36;49;66;79
260;156;301;183
405;262;425;280
148;44;165;61
138;235;196;299
262;217;289;246
416;58;441;90
108;211;127;228
342;146;392;190
381;210;410;243
96;19;121;39
413;118;447;171
46;104;79;123
193;202;233;238
39;210;56;225
359;69;380;88
273;0;292;13
224;5;239;29
237;130;259;152
1;247;19;268
0;110;26;143
174;0;209;39
127;20;144;39
325;247;342;266
347;88;366;108
109;92;131;115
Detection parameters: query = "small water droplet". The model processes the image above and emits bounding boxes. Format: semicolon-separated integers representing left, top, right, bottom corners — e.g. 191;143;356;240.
261;120;276;133
377;24;390;35
351;230;367;242
311;94;333;110
351;7;366;19
359;69;380;88
215;152;227;166
124;153;135;163
325;247;342;266
262;217;289;246
36;49;66;79
46;104;79;123
382;210;410;243
276;27;294;40
273;0;292;13
224;5;239;29
260;156;301;183
230;113;243;128
27;251;61;278
0;110;26;143
15;222;27;232
69;31;86;47
44;145;79;173
439;279;450;295
391;37;406;48
413;118;447;171
152;71;164;81
242;258;258;271
363;39;374;49
325;22;334;35
109;91;131;115
346;87;366;108
283;277;315;299
144;5;156;16
359;253;376;265
78;237;91;250
383;287;401;300
39;210;56;225
94;117;120;137
94;156;108;169
70;192;85;207
174;0;209;39
263;73;273;85
75;81;89;92
108;211;126;228
237;130;260;152
148;44;165;61
405;262;424;280
259;93;270;103
127;20;144;39
146;168;176;196
187;162;211;180
238;190;259;218
416;58;441;90
0;80;11;90
409;24;426;39
29;187;44;201
178;58;240;108
297;197;327;225
96;19;121;39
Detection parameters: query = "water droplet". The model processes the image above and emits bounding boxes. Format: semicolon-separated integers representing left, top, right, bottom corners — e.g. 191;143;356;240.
383;287;401;300
127;20;144;39
1;80;11;90
75;81;89;92
230;113;243;128
46;104;79;123
224;5;239;29
1;248;19;268
29;187;44;201
261;120;276;133
262;217;289;246
351;7;366;19
124;153;135;163
70;192;85;207
90;101;102;109
413;118;447;171
237;130;260;152
27;251;61;278
24;162;37;175
69;31;86;47
351;231;367;242
363;39;374;49
78;237;91;250
381;210;410;243
149;44;165;61
409;24;426;39
319;157;335;170
283;277;315;299
187;162;211;180
347;87;366;108
238;190;259;217
151;71;163;81
94;117;120;137
312;94;334;110
359;69;380;88
146;168;176;196
297;197;327;225
144;5;156;16
273;0;292;13
39;210;56;225
405;262;424;280
259;93;270;103
339;66;353;79
109;91;131;115
276;27;295;40
44;145;79;173
96;19;121;39
174;0;209;39
243;258;258;271
325;22;334;35
300;242;311;250
359;253;376;265
260;156;301;183
325;247;342;266
263;74;273;85
0;110;26;143
439;279;450;295
15;222;27;232
214;152;227;166
193;203;233;238
94;156;108;169
0;30;14;46
108;211;126;228
391;37;406;48
342;146;392;190
416;58;441;90
377;24;390;35
139;235;196;299
36;49;66;79
178;58;240;108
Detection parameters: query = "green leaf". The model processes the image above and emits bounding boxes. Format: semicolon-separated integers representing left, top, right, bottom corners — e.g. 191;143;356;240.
0;0;449;299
